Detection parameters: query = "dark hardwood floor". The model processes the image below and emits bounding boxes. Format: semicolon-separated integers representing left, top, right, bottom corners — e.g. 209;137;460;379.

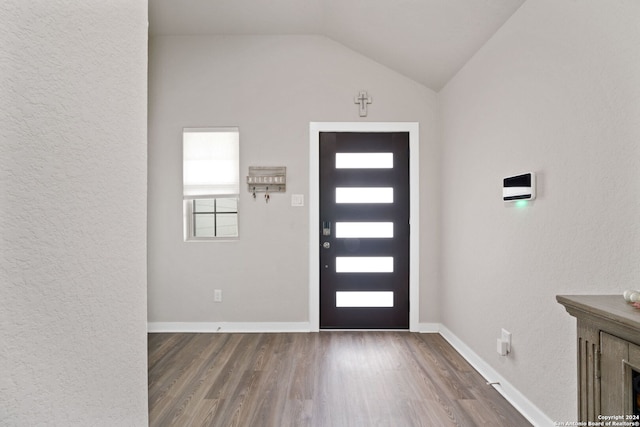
148;332;531;426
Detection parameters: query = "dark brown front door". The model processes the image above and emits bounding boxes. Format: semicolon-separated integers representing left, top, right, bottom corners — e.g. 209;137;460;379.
319;132;410;329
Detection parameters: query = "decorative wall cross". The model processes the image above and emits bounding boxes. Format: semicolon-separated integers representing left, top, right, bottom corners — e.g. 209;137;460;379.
354;91;372;117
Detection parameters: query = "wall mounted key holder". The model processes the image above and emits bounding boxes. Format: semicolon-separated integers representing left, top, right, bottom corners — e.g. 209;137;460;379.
247;166;286;202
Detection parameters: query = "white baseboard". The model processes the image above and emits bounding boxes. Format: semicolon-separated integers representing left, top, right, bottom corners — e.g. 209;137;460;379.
435;324;554;427
417;322;441;333
147;321;312;333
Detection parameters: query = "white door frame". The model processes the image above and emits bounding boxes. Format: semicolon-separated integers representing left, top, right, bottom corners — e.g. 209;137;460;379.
309;122;420;331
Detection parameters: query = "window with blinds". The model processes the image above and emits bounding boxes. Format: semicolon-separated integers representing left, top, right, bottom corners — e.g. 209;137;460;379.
183;127;239;240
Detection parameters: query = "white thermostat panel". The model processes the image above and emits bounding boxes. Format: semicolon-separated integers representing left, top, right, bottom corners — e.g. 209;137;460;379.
503;172;536;201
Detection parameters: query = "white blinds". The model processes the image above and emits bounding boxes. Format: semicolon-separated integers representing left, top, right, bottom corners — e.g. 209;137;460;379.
183;128;239;198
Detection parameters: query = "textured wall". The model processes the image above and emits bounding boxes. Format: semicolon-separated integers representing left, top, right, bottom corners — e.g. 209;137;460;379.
439;0;640;421
147;35;440;325
0;1;148;425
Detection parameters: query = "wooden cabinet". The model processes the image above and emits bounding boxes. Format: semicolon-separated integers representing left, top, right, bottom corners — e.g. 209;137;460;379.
557;295;640;422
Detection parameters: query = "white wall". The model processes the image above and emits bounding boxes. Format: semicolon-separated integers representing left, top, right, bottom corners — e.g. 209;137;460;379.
147;35;440;326
0;1;148;425
439;0;640;421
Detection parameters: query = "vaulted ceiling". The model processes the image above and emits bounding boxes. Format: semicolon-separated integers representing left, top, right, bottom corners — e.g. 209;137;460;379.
149;0;525;91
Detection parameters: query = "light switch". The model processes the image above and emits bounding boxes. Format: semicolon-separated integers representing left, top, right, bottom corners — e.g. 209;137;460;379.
291;194;304;207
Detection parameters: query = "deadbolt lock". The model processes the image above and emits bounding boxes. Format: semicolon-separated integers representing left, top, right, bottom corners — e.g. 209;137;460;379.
323;242;331;249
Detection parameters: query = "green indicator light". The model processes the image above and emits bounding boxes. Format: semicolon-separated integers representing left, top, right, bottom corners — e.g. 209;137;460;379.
515;200;528;208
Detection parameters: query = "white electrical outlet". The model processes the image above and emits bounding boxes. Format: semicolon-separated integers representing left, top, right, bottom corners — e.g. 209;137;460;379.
501;328;512;353
214;289;222;302
497;338;508;356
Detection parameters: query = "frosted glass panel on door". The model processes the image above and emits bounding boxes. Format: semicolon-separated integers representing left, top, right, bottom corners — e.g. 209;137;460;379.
335;187;393;204
336;291;394;307
335;222;394;238
335;153;393;169
335;257;394;273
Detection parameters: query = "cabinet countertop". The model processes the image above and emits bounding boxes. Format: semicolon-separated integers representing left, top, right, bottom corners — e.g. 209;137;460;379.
557;295;640;342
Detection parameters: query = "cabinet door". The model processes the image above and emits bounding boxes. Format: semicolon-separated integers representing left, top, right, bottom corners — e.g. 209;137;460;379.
625;342;640;415
600;332;628;416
